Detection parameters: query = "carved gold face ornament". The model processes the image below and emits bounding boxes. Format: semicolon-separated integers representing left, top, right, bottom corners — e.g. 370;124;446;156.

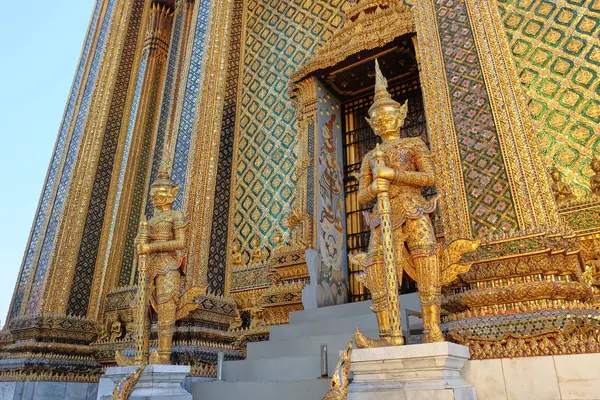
367;104;404;138
150;185;179;208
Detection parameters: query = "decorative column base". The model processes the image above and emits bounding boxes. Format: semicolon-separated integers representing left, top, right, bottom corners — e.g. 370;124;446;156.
100;365;191;400
348;342;476;400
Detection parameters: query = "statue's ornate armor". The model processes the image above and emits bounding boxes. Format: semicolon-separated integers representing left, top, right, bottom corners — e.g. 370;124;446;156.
144;209;189;364
357;137;443;341
147;210;187;311
358;138;438;260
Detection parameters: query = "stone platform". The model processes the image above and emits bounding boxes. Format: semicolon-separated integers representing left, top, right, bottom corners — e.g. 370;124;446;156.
348;342;476;400
99;364;191;400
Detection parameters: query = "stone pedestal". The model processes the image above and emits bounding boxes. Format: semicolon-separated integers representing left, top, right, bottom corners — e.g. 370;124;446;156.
99;364;191;400
348;342;477;400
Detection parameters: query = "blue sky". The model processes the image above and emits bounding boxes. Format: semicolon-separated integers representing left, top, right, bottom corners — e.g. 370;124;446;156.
0;0;95;324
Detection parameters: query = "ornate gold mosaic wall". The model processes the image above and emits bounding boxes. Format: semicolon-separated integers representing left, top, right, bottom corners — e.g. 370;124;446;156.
498;0;600;197
231;0;349;255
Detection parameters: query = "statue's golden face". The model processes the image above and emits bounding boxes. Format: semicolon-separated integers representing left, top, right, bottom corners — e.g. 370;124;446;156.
368;105;403;137
150;185;178;208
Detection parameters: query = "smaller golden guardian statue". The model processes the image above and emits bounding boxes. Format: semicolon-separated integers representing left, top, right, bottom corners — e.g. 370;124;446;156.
549;165;575;205
117;158;206;366
351;60;479;347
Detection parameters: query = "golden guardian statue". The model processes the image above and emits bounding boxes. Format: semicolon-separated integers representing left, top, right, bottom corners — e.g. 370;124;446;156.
117;158;206;366
351;61;479;347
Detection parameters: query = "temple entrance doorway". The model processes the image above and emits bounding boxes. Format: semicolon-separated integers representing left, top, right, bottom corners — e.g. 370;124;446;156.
317;35;431;302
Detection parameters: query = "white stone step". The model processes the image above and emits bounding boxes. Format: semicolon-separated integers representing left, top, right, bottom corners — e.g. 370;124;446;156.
192;380;331;400
223;355;332;382
269;312;378;341
289;292;421;324
246;329;379;360
288;299;374;324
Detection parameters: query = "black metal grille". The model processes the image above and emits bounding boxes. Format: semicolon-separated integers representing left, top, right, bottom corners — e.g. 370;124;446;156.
342;77;428;303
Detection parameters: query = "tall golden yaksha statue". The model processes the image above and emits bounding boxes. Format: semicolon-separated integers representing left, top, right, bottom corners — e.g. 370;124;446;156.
352;61;479;346
118;156;206;366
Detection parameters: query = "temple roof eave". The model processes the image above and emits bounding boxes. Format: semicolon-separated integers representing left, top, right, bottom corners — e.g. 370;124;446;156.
289;1;415;97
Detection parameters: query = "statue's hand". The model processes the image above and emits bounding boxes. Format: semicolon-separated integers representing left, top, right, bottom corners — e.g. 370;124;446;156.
137;243;151;255
369;178;390;195
373;165;396;181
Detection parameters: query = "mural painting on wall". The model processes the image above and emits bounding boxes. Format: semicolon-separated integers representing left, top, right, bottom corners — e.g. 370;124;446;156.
317;89;348;307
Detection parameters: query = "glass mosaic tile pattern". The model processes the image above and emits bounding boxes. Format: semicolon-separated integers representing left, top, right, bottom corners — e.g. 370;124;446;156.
171;0;211;210
498;0;600;197
232;0;347;255
205;0;245;296
99;50;147;288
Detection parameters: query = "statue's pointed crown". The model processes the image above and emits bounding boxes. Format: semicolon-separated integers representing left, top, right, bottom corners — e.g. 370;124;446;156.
374;59;392;102
368;59;407;118
151;150;177;188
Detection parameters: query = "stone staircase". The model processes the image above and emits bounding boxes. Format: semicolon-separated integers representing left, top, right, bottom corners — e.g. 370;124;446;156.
192;293;422;400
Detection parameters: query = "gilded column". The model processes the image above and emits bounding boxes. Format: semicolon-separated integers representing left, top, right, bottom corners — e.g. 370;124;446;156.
185;0;237;293
164;0;212;211
204;0;245;296
90;2;174;320
44;0;148;317
0;0;148;383
144;0;197;219
5;0;114;322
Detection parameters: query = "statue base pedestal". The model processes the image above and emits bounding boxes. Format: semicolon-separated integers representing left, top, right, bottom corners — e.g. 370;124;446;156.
99;364;191;400
348;342;477;400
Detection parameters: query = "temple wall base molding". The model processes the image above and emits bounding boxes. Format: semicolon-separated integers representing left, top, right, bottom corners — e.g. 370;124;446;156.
0;381;98;400
348;342;476;400
463;353;600;400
